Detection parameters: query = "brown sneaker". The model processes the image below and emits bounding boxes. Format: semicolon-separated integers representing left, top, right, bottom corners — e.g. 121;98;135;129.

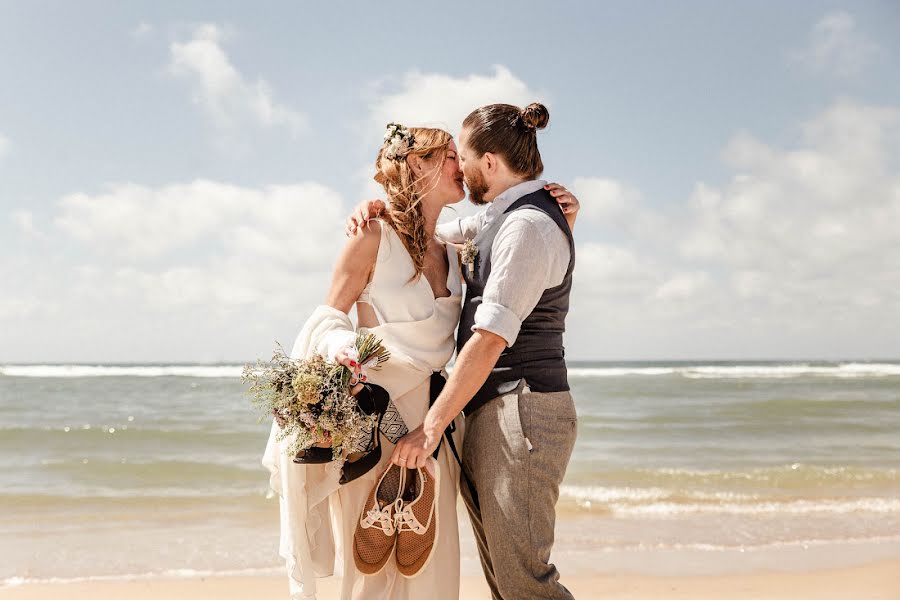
353;463;405;575
395;459;440;578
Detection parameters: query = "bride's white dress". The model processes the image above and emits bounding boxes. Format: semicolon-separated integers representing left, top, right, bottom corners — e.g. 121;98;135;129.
264;221;464;600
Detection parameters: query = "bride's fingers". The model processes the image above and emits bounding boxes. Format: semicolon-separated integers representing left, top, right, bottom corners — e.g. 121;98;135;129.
413;451;428;469
334;350;359;371
553;190;579;213
389;441;405;466
345;216;361;237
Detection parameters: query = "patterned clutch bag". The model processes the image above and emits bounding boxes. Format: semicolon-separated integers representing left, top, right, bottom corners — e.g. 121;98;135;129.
378;399;409;442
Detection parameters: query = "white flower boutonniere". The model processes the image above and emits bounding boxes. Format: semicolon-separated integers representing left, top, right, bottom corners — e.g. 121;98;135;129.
461;238;479;276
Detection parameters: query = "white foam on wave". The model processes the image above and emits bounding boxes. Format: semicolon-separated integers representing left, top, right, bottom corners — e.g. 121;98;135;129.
4;361;899;379
568;362;900;379
560;485;900;516
0;365;244;378
638;464;898;482
590;534;900;553
560;485;758;504
612;497;900;516
683;363;900;379
568;367;677;377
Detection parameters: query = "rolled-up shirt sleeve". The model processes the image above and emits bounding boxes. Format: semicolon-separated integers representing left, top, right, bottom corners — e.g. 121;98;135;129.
435;215;481;244
472;211;570;346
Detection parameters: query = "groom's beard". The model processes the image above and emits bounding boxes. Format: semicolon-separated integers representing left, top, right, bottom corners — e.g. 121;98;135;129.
465;167;489;206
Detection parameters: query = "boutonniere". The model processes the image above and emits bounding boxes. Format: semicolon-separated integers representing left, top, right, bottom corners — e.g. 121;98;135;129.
460;238;479;276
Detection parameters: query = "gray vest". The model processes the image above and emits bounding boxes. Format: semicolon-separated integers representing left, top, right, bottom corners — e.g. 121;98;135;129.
457;188;575;415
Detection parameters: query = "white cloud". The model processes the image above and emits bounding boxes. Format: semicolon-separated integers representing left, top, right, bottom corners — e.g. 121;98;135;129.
168;24;306;137
683;101;900;272
366;65;542;135
10;210;41;237
571;177;638;223
2;178;352;361
54;179;344;264
5;96;898;361
570;176;666;241
50;179;347;318
132;22;154;40
792;11;879;77
654;271;712;301
0;133;9;159
567;99;900;358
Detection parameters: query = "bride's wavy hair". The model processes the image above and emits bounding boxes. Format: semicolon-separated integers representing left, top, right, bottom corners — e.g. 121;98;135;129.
374;126;453;281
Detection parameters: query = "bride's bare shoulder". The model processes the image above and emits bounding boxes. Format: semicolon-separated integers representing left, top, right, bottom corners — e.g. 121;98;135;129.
341;219;382;259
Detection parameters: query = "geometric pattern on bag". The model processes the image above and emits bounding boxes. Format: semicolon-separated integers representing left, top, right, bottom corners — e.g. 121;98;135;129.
379;399;408;443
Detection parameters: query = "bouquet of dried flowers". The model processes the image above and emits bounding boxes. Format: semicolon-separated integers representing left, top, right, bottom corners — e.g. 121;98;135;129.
243;333;391;460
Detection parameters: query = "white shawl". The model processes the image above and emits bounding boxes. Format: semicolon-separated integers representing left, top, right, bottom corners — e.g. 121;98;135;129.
261;305;357;600
261;303;448;598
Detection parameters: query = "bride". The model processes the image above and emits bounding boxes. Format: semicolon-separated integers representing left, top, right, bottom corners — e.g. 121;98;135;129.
264;122;578;600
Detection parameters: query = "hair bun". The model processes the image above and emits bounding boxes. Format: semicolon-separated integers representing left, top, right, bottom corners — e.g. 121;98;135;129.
520;102;549;131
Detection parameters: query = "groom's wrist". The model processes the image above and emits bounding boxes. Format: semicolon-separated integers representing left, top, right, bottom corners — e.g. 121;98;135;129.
423;412;445;439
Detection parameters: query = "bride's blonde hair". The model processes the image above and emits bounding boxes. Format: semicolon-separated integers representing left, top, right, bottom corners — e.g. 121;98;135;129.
374;126;452;281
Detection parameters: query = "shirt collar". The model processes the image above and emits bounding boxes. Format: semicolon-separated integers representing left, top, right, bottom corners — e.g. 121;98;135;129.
484;179;548;224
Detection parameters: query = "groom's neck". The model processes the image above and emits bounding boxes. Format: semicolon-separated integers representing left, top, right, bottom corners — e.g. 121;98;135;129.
485;174;531;202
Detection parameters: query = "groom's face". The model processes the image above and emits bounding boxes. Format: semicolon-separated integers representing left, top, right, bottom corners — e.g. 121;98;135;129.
458;127;490;205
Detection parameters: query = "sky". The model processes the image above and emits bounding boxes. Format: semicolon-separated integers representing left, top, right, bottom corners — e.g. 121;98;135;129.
1;1;899;362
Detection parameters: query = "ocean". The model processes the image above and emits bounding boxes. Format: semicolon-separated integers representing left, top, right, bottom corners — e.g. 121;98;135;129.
2;360;899;586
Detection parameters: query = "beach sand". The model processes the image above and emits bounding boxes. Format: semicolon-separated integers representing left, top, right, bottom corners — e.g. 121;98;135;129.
2;560;898;600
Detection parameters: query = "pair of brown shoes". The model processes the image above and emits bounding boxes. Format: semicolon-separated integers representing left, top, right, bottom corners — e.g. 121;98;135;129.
352;460;440;578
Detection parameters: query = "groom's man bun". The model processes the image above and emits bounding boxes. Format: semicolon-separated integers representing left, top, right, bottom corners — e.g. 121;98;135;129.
520;102;550;130
462;102;550;179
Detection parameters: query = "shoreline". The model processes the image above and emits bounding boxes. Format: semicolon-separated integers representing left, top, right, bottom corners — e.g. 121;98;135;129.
1;560;898;599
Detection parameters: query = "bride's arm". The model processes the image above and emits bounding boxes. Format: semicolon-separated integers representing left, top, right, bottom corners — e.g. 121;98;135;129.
315;222;381;379
325;220;380;312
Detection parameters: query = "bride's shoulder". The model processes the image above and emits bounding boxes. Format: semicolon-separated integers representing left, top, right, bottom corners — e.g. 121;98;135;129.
342;219;382;260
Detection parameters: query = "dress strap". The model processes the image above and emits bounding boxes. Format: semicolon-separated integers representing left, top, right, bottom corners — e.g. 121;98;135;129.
358;283;372;304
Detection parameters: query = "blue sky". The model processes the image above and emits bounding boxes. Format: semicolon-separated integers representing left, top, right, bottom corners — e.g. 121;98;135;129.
1;1;899;362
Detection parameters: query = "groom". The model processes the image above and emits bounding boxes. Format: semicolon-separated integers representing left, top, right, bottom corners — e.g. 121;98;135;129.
393;102;577;600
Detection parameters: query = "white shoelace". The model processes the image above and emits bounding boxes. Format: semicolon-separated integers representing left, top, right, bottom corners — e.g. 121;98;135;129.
360;502;396;535
394;499;428;534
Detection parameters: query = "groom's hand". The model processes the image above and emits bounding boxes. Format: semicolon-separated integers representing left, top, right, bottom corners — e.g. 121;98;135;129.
391;424;441;469
345;199;387;237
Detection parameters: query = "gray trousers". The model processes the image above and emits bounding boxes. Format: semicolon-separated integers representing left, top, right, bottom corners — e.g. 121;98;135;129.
461;380;578;600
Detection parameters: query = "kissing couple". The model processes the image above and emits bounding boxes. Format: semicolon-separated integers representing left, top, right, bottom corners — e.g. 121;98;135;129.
263;101;580;600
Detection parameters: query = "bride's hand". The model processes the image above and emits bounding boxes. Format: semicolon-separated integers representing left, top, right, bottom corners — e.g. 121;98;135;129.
334;349;366;395
544;183;580;229
345;199;387;237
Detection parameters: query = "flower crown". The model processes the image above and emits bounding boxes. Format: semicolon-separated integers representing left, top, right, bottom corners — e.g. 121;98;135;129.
383;122;415;161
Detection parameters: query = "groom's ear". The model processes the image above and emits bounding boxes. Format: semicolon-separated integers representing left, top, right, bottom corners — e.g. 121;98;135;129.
483;151;498;174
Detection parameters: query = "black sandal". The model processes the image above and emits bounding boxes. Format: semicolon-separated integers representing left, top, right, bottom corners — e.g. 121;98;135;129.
292;446;334;464
339;383;390;484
